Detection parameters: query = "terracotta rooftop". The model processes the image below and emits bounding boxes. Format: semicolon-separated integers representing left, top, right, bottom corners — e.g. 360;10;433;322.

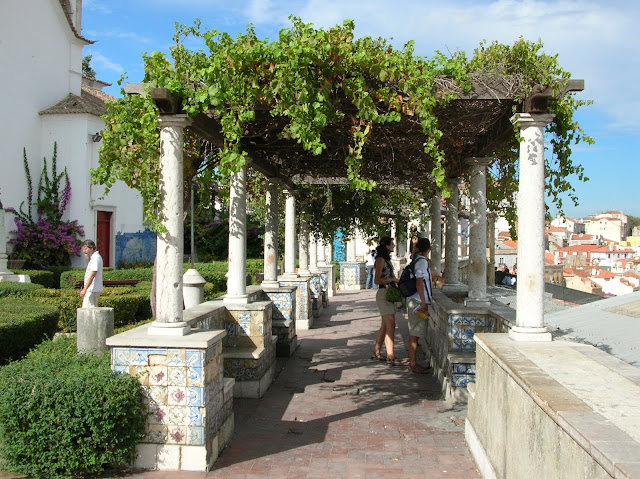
39;84;115;117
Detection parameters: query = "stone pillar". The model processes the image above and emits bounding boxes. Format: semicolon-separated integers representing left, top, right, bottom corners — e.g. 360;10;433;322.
443;178;460;287
390;220;398;259
77;307;114;354
346;237;356;262
430;195;442;275
282;190;297;278
317;238;327;265
298;218;311;277
396;219;408;260
149;115;191;335
225;164;248;304
0;209;11;275
326;241;333;264
183;268;206;309
487;213;496;286
510;113;555;341
465;158;491;307
262;179;279;287
309;234;319;273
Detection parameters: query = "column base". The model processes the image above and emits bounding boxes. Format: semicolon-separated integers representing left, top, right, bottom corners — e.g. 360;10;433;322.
508;326;552;342
147;320;190;336
464;297;491;308
260;280;280;288
223;294;249;305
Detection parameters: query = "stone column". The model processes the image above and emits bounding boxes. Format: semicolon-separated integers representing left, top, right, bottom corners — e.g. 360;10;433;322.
149;115;192;335
390;220;398;259
0;209;11;275
465;158;491;307
317;238;327;265
298;218;311;277
509;113;555;341
396;219;408;260
346;237;356;262
282;191;297;278
487;213;496;286
430;195;442;275
262;179;279;287
309;234;319;273
326;241;333;264
443;178;460;287
224;164;249;304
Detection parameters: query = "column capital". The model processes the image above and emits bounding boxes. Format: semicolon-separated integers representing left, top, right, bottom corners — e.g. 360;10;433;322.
465;157;492;168
158;114;193;128
511;112;555;129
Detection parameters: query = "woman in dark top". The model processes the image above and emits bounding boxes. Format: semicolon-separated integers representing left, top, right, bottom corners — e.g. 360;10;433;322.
371;236;405;365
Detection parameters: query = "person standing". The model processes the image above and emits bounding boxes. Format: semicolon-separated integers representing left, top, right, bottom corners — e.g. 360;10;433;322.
365;249;376;289
406;237;434;374
80;239;103;308
371;236;406;365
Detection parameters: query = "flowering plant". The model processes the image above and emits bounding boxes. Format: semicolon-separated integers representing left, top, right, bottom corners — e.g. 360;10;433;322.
6;144;84;268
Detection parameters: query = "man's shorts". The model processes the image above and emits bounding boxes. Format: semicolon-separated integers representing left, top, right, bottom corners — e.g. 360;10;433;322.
407;298;428;338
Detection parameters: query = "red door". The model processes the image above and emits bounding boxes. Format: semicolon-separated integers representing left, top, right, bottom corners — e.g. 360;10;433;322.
96;211;112;267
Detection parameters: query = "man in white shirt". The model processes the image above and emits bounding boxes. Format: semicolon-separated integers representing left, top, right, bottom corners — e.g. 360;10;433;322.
80;239;103;308
406;237;434;374
365;249;376;289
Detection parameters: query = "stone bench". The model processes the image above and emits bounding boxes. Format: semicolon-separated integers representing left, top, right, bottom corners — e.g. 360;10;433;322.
467;333;640;479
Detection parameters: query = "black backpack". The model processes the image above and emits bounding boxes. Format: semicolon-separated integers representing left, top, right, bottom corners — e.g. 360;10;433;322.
397;256;426;297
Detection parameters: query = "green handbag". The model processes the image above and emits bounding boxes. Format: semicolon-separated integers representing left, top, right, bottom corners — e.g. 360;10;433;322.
385;285;403;303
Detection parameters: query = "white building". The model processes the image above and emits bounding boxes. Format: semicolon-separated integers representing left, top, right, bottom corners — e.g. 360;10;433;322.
1;0;146;267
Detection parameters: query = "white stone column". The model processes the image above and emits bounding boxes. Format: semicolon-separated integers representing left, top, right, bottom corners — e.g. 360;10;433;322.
346;237;356;262
443;178;460;287
283;191;297;278
262;179;279;286
487;213;496;286
510;113;555;341
466;158;491;307
326;241;333;264
309;234;319;273
298;218;311;276
150;115;192;335
225;163;249;304
396;220;408;259
0;209;11;275
390;220;398;259
317;238;327;265
430;195;442;275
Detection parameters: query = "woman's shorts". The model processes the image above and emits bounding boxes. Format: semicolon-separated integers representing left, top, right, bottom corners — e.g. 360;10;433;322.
376;288;397;316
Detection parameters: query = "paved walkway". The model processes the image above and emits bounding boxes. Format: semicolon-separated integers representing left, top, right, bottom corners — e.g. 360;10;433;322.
4;290;480;479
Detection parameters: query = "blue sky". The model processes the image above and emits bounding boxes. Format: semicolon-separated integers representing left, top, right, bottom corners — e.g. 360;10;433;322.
82;0;640;219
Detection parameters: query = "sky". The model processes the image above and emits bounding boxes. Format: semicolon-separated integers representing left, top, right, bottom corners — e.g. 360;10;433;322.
81;0;640;219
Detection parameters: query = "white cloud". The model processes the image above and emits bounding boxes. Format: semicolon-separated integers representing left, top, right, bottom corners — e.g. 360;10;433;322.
88;52;125;75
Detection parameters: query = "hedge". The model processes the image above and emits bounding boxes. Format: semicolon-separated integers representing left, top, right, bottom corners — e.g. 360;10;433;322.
0;299;58;364
13;266;72;289
0;282;44;299
59;260;265;291
0;337;146;478
28;287;153;332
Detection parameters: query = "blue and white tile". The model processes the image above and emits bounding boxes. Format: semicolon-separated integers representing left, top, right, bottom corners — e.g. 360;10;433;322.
186;426;205;446
187;387;205;407
186;350;204;368
112;348;130;366
167;349;186;367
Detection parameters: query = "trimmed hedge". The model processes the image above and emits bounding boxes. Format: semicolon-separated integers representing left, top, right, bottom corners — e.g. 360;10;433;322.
60;260;265;291
0;282;44;298
29;287;153;332
0;337;146;478
0;299;58;364
14;266;72;289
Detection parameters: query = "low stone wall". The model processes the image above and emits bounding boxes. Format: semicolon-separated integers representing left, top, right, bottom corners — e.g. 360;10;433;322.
467;333;640;479
339;262;366;290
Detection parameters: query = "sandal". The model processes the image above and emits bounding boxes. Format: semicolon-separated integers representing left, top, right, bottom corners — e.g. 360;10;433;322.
386;357;408;366
370;351;386;361
408;363;432;374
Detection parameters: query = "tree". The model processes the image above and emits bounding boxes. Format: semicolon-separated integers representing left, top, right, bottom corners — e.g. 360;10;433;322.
82;55;96;79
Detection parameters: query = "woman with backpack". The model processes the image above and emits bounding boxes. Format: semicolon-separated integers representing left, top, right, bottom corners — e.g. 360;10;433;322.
371;236;407;365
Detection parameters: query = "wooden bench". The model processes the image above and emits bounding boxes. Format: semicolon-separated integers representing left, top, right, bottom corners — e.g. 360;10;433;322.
74;279;140;289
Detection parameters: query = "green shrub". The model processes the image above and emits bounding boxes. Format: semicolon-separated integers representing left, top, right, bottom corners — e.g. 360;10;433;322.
12;269;57;288
60;267;152;289
29;287;152;332
0;299;58;364
0;337;146;478
0;281;44;298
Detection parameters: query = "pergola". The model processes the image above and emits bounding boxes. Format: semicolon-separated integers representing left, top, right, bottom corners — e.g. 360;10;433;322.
131;74;584;342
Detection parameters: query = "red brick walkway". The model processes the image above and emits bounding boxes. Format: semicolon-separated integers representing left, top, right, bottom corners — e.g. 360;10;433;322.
0;290;479;479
